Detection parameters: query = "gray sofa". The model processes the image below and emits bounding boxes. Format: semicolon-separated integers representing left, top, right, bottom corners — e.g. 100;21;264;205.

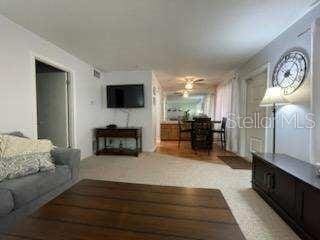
0;133;81;231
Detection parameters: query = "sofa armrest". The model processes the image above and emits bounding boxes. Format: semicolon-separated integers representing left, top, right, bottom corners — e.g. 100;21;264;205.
51;148;81;181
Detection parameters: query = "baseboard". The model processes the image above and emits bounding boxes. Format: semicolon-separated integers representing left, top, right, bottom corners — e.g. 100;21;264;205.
144;146;157;152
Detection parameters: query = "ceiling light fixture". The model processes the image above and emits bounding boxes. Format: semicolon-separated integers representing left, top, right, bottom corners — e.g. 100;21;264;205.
183;91;189;98
185;82;193;90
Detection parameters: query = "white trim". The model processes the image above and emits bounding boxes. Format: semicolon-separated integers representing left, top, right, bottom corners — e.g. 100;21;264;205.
239;63;272;157
30;52;76;148
310;18;320;163
241;63;271;83
250;137;263;153
145;146;158;153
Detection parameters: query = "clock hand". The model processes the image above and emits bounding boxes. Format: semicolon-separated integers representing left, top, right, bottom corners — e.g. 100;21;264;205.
280;68;286;73
289;62;296;72
288;54;298;72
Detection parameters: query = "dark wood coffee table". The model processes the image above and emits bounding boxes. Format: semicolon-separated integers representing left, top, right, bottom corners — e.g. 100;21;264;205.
1;179;245;240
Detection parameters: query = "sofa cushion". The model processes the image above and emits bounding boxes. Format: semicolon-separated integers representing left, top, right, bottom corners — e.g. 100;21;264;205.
0;165;71;209
0;188;14;217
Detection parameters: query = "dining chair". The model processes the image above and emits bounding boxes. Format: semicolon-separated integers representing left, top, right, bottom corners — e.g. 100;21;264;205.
191;118;213;155
212;117;227;150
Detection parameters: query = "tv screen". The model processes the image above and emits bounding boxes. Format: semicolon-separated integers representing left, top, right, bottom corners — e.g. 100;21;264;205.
107;84;144;108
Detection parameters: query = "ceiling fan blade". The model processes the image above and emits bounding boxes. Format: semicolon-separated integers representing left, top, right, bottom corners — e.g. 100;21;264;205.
194;82;207;86
193;79;205;83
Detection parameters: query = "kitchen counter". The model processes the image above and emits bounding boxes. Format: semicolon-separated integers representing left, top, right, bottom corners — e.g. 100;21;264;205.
161;121;178;124
160;122;190;141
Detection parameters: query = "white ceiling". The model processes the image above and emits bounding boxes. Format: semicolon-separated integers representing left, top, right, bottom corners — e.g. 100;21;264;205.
0;0;317;93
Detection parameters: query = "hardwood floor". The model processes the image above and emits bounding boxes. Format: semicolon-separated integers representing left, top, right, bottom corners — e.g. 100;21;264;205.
1;179;245;240
218;156;252;170
156;141;234;164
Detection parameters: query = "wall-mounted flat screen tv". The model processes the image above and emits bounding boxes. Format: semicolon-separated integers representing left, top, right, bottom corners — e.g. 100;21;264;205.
107;84;144;108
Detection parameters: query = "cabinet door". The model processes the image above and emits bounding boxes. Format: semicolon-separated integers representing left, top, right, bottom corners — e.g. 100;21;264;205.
161;125;171;140
252;157;274;192
168;125;175;140
297;183;320;239
270;169;296;218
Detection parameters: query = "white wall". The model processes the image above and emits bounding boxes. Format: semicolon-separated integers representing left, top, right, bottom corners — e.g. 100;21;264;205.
0;14;104;158
101;70;157;152
237;5;320;161
311;18;320;164
152;72;163;145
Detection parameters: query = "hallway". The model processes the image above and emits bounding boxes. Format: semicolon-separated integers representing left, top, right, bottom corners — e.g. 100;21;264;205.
156;141;235;164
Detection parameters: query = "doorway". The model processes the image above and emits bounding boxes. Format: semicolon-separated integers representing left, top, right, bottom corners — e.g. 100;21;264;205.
35;60;71;148
245;71;267;158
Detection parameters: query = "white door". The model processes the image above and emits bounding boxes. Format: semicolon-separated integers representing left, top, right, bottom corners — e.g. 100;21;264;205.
246;71;267;158
36;72;69;147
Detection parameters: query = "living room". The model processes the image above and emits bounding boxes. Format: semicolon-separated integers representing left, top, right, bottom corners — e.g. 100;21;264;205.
1;1;320;239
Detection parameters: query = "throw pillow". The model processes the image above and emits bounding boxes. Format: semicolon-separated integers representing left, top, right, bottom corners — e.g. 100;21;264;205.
0;160;7;182
37;152;55;172
0;152;55;181
0;135;54;158
3;154;40;180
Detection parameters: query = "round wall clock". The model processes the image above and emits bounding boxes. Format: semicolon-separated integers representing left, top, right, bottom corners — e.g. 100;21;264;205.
272;50;308;95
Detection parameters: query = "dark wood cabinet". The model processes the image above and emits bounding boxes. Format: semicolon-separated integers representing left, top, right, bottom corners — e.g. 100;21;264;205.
296;182;320;240
252;153;320;240
271;169;296;218
95;127;142;156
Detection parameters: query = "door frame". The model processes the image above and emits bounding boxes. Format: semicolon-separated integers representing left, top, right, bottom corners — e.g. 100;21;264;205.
30;52;75;148
239;63;273;158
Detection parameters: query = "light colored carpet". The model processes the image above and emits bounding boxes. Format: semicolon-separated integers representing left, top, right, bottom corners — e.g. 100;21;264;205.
80;152;300;240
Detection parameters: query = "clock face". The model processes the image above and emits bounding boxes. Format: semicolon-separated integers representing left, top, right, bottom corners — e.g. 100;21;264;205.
272;50;308;95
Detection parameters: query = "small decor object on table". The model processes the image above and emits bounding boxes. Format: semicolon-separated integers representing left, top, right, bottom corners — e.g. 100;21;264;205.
182;110;190;121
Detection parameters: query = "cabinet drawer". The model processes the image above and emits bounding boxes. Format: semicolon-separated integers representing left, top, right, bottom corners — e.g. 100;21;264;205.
297;183;320;240
161;124;179;140
96;129;138;138
252;157;274;192
270;169;296;218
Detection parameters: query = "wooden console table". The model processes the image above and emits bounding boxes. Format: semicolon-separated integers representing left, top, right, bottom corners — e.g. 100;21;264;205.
95;127;142;156
252;152;320;240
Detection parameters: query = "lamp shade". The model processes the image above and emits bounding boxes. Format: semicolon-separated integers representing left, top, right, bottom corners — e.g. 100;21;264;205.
260;87;289;107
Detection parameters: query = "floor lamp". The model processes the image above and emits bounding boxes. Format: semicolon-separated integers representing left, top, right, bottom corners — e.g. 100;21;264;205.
260;87;289;154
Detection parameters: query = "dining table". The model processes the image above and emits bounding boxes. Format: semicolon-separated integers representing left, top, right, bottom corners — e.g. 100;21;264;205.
186;120;222;126
186;119;222;150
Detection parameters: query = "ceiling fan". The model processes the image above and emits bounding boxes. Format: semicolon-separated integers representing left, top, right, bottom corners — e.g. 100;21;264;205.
183;77;205;90
173;89;192;98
